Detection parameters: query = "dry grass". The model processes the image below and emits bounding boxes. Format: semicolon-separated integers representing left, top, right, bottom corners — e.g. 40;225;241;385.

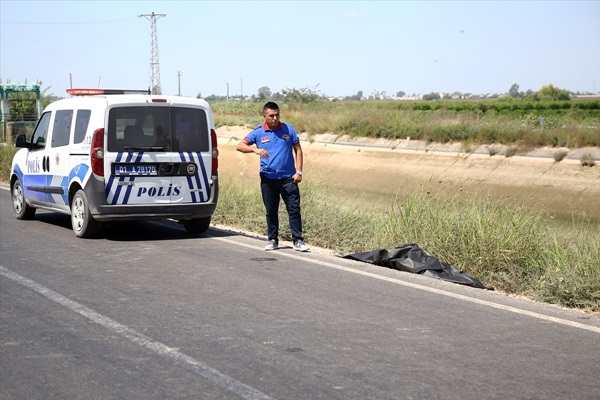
580;152;596;167
553;149;569;162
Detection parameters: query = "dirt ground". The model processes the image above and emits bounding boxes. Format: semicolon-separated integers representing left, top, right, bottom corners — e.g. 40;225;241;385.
216;126;600;223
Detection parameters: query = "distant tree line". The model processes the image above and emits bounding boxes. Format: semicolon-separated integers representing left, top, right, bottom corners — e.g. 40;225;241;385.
201;83;584;104
3;81;592;123
508;83;571;101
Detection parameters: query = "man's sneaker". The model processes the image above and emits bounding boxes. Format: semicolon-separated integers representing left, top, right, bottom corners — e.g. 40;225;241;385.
264;240;278;251
293;240;310;252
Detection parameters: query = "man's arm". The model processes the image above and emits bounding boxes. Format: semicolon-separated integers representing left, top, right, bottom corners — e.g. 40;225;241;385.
293;142;303;182
236;139;254;153
237;139;270;158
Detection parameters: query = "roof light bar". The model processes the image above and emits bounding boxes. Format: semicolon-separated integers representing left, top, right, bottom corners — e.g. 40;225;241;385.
66;88;151;96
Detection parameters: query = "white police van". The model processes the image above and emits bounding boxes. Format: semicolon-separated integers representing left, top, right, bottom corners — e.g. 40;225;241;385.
10;88;219;238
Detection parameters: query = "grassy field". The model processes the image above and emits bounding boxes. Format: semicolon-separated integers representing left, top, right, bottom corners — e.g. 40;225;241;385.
0;143;16;183
211;99;600;151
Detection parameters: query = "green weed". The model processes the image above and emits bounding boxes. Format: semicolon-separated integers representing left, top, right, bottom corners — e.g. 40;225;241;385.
0;143;18;183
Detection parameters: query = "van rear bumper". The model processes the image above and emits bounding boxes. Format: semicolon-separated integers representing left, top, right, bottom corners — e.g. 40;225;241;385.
91;202;218;222
85;174;219;222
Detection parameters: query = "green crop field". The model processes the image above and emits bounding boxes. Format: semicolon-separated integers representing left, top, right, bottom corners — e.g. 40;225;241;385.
211;99;600;150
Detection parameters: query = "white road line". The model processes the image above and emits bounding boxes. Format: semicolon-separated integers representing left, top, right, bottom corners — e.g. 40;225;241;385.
214;237;600;334
0;265;274;400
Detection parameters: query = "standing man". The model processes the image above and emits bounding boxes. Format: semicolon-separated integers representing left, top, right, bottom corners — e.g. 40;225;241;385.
236;102;309;252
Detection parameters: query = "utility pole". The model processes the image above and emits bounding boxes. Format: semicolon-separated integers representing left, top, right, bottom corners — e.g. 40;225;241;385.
139;12;166;95
177;71;182;96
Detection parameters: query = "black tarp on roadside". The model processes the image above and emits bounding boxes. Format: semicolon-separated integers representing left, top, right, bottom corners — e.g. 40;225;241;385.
344;243;489;289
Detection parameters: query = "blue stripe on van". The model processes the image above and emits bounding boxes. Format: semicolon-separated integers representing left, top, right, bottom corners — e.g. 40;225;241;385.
122;152;143;204
106;153;123;202
196;152;210;202
187;152;203;202
179;153;197;203
187;152;202;202
66;164;90;205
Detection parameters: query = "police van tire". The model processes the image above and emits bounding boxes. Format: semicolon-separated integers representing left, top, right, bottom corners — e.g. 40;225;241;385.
71;190;100;238
183;217;211;234
12;178;36;220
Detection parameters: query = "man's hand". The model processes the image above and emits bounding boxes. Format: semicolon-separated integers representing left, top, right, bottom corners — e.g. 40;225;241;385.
255;148;270;158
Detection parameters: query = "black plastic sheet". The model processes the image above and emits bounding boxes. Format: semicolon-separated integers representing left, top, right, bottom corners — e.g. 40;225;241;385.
344;243;490;289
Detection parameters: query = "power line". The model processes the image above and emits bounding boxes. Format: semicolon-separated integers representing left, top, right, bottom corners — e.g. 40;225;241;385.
138;12;165;95
0;18;133;25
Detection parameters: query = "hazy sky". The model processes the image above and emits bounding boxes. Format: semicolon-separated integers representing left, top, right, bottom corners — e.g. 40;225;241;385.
1;0;599;98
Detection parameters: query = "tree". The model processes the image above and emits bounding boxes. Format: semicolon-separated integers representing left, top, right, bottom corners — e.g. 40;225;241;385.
536;84;570;101
257;86;271;101
395;90;406;98
422;92;441;101
204;94;227;102
509;83;520;98
523;84;570;101
345;90;363;101
281;84;320;103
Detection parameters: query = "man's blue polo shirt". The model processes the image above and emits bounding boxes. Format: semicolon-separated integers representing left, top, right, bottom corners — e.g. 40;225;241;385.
243;122;299;179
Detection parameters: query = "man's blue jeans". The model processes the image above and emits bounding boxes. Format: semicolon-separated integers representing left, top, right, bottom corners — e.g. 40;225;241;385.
260;174;303;243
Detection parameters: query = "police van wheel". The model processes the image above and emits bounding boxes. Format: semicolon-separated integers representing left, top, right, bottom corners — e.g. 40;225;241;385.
71;190;100;238
183;217;211;234
12;178;36;220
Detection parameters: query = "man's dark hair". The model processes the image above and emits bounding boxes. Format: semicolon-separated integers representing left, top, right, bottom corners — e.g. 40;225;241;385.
262;102;279;115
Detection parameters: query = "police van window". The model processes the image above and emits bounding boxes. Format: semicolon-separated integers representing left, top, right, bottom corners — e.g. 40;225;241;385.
115;119;136;140
107;106;169;151
140;115;159;143
52;109;73;148
74;109;91;144
30;112;52;151
172;108;208;152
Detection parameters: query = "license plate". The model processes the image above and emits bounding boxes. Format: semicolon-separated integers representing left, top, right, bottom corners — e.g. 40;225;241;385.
114;164;158;176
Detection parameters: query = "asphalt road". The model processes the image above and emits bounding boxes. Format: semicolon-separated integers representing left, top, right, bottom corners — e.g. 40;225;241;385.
1;185;599;400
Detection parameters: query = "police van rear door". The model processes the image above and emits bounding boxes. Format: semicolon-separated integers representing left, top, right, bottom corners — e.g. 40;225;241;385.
104;98;212;206
170;101;213;205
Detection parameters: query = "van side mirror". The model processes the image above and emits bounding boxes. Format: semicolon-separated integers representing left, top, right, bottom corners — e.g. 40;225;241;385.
15;134;31;149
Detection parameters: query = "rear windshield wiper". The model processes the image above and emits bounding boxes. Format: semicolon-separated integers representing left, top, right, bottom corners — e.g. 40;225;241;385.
124;146;166;151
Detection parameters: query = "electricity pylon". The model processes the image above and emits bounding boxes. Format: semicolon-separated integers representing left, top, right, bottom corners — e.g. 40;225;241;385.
139;12;166;95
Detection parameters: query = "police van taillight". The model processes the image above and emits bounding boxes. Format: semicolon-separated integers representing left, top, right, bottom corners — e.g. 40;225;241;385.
211;129;218;174
90;128;105;177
